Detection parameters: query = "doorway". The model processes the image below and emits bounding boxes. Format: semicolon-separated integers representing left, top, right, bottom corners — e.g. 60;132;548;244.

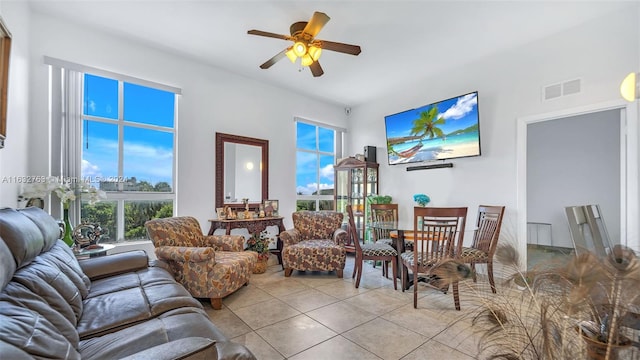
516;100;638;271
527;109;620;268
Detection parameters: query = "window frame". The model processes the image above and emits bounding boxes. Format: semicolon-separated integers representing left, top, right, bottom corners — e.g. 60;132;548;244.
80;73;178;242
294;117;345;211
46;57;181;243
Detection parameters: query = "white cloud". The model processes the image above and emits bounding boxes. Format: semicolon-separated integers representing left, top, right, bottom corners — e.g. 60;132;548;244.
82;136;173;184
319;164;334;180
81;159;102;177
124;141;173;159
440;93;477;120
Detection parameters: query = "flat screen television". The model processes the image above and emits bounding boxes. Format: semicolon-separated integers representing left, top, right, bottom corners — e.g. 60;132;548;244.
384;91;481;165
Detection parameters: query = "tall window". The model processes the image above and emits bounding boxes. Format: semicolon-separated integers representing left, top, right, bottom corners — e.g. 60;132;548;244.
80;73;176;242
295;118;344;211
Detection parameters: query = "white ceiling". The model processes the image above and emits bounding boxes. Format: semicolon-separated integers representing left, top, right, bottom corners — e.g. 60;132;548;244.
28;1;634;107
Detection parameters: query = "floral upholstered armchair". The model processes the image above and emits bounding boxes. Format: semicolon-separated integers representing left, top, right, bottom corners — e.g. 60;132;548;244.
145;216;257;310
280;211;347;278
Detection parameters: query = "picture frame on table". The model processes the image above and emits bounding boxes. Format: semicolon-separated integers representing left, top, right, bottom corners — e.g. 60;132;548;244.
263;199;279;217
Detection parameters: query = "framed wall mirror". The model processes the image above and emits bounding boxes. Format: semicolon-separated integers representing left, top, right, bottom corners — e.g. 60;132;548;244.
0;16;11;149
215;132;269;210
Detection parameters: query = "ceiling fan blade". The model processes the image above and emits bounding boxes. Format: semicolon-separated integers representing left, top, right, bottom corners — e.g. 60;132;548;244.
248;29;293;41
315;40;361;56
302;12;330;38
259;49;287;69
309;61;324;77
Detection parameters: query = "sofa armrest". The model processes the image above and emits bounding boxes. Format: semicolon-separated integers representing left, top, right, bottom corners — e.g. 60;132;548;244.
333;228;348;246
155;246;216;264
79;250;149;280
279;229;301;247
119;337;217;360
205;234;244;252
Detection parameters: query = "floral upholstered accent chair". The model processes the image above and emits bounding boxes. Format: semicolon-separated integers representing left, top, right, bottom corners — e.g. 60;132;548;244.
145;216;257;310
280;211;347;278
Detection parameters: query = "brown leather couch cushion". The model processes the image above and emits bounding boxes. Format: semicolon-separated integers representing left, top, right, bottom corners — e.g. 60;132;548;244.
0;208;256;359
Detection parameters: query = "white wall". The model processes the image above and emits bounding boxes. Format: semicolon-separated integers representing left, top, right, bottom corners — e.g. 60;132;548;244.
347;7;640;253
25;12;347;230
0;1;30;207
527;110;621;248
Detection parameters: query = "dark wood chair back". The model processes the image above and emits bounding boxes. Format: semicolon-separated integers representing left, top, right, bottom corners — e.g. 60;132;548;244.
471;205;505;256
405;206;468;310
370;203;398;243
413;206;468;262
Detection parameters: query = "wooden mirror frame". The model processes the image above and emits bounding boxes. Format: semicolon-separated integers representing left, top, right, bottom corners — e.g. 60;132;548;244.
215;132;269;210
0;16;11;149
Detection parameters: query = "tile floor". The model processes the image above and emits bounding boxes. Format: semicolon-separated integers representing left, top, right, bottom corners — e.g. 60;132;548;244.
203;254;640;359
203;255;484;359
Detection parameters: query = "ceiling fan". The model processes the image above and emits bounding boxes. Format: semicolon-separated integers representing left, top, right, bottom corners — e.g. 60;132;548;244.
248;11;361;77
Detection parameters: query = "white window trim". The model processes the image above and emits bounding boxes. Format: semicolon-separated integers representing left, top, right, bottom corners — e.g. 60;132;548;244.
294;117;344;209
48;61;178;241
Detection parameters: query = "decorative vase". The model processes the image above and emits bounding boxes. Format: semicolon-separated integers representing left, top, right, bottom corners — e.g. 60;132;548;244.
579;329;632;360
253;256;269;274
62;208;74;248
73;223;103;249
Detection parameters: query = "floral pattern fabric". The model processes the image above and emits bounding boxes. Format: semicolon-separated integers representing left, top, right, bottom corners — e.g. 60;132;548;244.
281;211;347;273
145;216;257;302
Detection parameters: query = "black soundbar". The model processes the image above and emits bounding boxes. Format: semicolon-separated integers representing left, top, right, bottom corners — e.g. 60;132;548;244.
406;163;454;171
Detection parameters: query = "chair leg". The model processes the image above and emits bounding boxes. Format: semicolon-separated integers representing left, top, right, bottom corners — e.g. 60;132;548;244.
391;258;398;290
453;281;461;311
336;269;343;278
401;263;406;293
384;261;389;279
210;298;222;310
352;259;357;279
284;268;293;277
277;252;284;270
413;269;418;309
355;258;363;288
488;260;496;294
471;262;477;282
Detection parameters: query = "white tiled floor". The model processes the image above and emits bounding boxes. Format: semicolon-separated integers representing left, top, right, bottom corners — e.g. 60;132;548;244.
203;254;640;359
204;255;480;359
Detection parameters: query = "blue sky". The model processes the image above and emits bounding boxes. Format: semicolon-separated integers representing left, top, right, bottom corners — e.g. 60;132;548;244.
384;92;479;139
296;122;335;195
81;74;174;188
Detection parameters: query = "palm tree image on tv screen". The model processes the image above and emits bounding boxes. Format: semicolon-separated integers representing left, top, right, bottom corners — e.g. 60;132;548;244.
385;91;481;165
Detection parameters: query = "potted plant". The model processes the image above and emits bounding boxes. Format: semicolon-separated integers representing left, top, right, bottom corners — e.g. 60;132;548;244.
470;244;639;360
246;230;274;274
366;194;392;205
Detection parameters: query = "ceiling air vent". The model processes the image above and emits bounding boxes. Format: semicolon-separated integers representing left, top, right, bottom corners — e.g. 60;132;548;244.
543;78;582;101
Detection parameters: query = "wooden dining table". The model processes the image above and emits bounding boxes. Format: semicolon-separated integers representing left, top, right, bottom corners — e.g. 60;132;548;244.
368;221;428;291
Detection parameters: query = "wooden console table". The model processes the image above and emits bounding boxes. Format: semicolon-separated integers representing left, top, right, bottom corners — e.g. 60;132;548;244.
207;217;286;268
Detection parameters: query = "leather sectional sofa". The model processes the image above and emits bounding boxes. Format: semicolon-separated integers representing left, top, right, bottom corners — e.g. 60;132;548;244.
0;207;256;359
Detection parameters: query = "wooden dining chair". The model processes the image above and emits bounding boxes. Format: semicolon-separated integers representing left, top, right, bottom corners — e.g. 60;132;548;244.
459;205;505;293
369;203;398;246
347;205;398;289
401;206;468;310
370;203;398;277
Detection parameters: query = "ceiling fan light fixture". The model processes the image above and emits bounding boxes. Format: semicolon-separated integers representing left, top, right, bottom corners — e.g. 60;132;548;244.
285;47;297;63
293;42;307;57
301;54;314;67
248;11;361;77
308;45;322;61
620;72;639;102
